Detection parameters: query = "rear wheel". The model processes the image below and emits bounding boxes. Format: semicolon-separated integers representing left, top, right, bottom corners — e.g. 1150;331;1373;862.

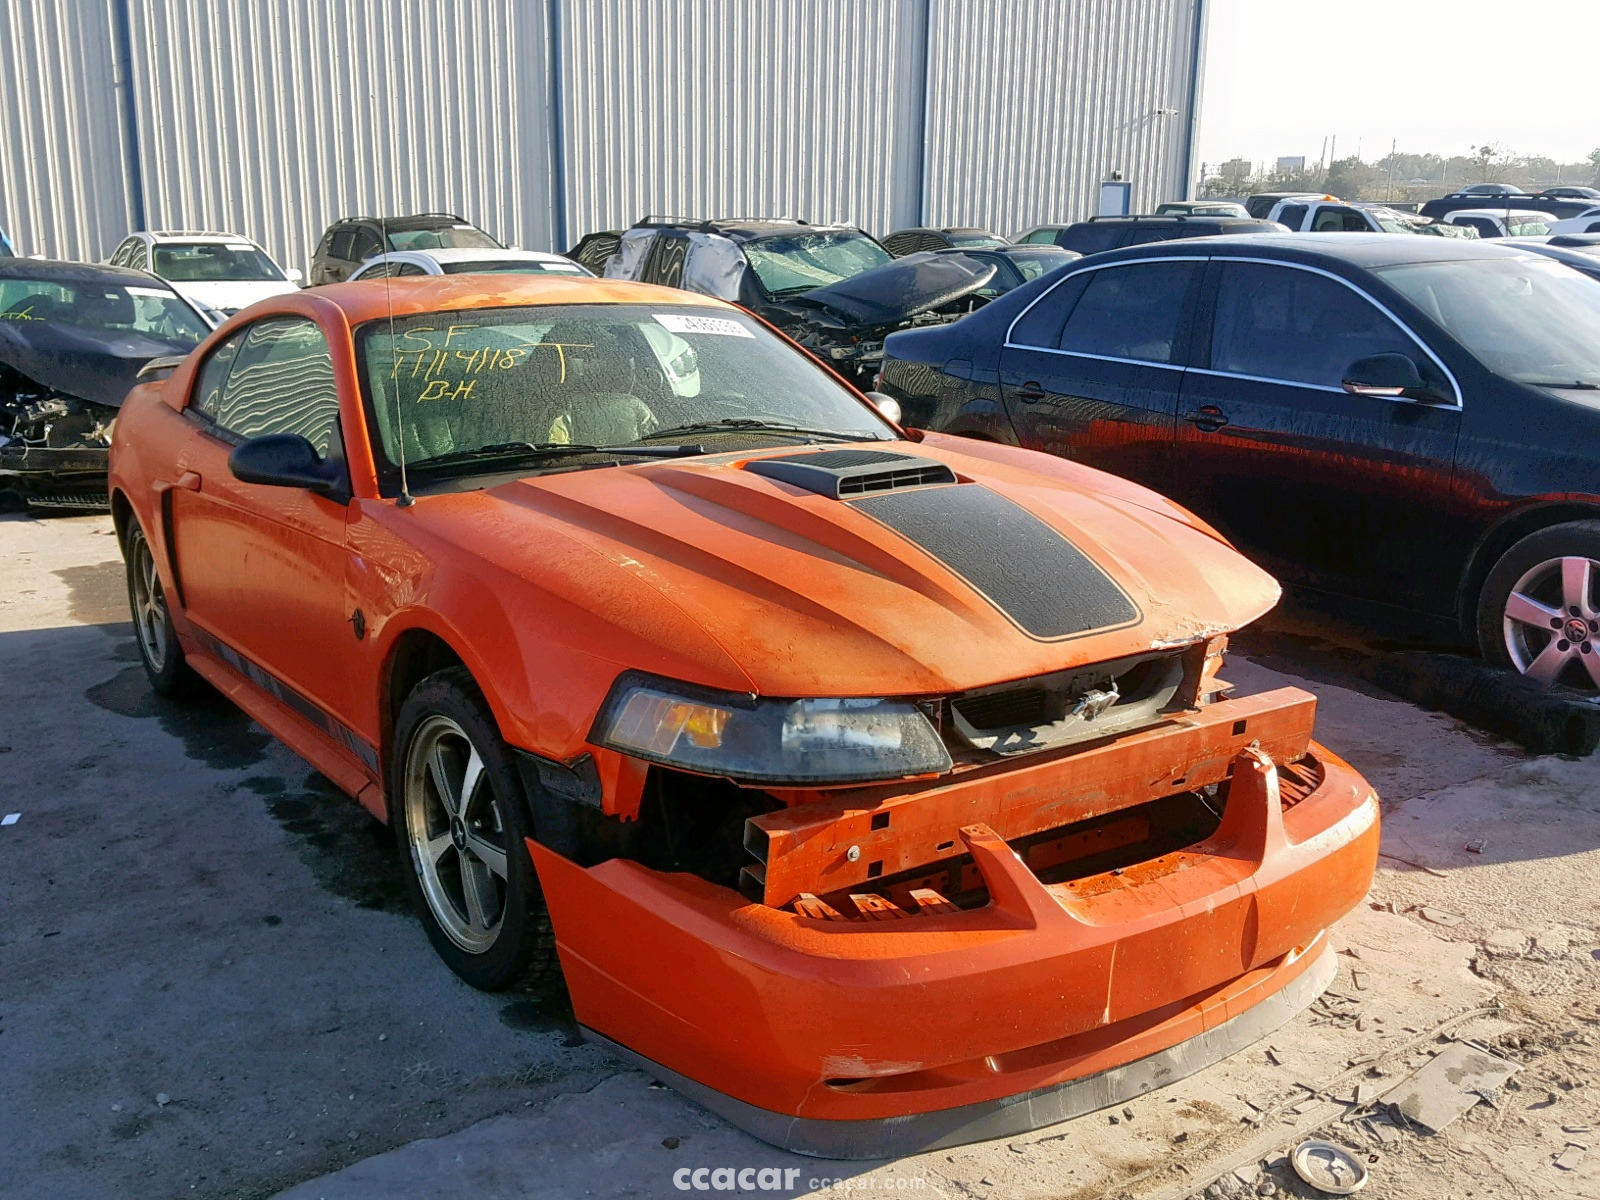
124;522;197;697
1478;521;1600;691
392;668;556;990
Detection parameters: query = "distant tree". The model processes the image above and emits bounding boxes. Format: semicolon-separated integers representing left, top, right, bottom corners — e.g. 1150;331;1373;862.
1590;148;1600;186
1323;156;1380;200
1469;142;1517;184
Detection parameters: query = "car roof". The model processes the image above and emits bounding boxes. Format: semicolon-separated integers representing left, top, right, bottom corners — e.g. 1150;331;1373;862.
1446;208;1552;219
630;217;864;242
370;248;576;266
0;257;178;286
1101;231;1544;270
141;230;257;243
339;213;478;232
303;274;730;324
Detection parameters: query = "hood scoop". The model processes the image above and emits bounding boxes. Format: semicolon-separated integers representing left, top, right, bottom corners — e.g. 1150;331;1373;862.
743;448;958;499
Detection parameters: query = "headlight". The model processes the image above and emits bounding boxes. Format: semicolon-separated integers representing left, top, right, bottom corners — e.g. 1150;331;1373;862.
592;673;952;784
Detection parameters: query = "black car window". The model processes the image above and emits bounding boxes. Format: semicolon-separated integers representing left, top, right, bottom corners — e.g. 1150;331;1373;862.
1052;261;1200;363
1126;226;1182;246
395;262;428;276
1458;217;1499;239
192;335;244;418
1209;263;1417;389
1009;272;1093;347
199;317;341;455
1277;204;1309;230
329;229;358;262
1058;224;1126;255
352;226;386;261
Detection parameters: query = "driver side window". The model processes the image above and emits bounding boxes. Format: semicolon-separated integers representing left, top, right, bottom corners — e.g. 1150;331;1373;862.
191;317;342;455
1209;263;1423;390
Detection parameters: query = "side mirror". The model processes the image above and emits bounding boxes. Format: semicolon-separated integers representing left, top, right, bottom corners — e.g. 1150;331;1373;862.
284;267;304;285
1342;353;1428;398
864;390;903;425
229;434;346;498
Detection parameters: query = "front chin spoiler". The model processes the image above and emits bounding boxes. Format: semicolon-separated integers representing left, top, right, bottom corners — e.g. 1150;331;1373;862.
587;940;1335;1160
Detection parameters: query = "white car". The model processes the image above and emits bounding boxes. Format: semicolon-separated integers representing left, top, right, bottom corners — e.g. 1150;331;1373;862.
106;230;301;315
1545;207;1600;236
1441;209;1555;239
348;248;594;281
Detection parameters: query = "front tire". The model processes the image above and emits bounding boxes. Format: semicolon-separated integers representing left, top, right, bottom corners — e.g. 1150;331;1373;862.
391;668;556;991
123;521;197;697
1477;521;1600;691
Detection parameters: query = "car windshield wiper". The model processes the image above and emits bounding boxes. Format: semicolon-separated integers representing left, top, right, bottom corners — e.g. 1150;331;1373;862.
638;419;873;444
1523;380;1600;390
409;441;706;470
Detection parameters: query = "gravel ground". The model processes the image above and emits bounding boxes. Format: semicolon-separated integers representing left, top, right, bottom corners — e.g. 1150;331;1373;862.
2;512;1596;1200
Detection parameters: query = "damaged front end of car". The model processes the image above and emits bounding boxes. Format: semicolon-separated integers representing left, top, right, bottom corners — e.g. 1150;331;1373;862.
764;253;999;386
0;362;119;509
0;331;186;510
521;639;1378;1158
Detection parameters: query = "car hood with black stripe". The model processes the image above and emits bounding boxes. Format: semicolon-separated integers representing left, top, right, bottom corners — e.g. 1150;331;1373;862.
403;433;1281;699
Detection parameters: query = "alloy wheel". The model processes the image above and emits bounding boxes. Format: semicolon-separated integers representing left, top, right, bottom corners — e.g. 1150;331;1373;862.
129;530;169;672
402;715;511;954
1502;554;1600;690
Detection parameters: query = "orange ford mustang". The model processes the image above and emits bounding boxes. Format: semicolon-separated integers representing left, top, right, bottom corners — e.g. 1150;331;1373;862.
107;275;1378;1157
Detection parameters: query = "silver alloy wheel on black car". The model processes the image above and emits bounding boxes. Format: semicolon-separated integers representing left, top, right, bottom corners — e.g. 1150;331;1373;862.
1502;555;1600;689
401;713;513;954
127;527;170;673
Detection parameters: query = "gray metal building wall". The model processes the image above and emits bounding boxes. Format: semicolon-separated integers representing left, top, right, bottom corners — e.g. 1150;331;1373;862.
924;0;1200;232
0;0;1204;270
0;0;134;263
557;0;930;245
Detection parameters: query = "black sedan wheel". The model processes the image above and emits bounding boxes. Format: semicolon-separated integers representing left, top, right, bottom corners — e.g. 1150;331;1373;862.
1479;521;1600;691
392;668;556;990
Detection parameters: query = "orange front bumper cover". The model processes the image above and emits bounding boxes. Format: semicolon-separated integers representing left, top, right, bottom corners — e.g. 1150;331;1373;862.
528;723;1379;1158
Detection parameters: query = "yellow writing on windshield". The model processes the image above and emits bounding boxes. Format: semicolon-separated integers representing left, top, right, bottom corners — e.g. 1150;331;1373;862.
391;324;593;386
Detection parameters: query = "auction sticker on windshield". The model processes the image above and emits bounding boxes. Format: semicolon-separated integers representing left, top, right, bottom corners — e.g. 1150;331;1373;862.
653;313;754;338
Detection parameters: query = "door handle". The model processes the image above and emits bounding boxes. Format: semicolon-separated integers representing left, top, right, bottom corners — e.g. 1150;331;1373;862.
1182;406;1229;432
153;471;202;493
1014;381;1046;402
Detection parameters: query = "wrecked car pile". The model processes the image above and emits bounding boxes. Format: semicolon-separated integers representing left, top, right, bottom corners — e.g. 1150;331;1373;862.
601;217;1042;385
1;260;211;508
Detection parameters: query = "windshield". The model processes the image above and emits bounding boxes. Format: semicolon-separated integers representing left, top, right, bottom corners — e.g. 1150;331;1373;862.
358;303;894;482
1508;219;1552;236
1373;213;1426;234
0;276;210;345
386;226;500;252
153;241;284;282
1376;256;1600;386
743;231;891;296
944;232;1007;248
1004;249;1077;281
440;260;588;276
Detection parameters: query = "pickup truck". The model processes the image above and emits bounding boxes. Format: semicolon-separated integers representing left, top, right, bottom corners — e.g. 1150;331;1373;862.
1264;198;1465;235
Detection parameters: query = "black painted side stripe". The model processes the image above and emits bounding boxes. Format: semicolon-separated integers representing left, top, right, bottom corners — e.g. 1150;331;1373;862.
850;484;1141;641
190;627;380;772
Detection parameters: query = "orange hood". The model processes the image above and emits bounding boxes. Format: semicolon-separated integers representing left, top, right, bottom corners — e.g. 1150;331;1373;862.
404;437;1279;698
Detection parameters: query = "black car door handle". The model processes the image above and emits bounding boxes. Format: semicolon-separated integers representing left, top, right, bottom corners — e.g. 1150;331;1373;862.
1182;406;1229;432
1014;381;1046;402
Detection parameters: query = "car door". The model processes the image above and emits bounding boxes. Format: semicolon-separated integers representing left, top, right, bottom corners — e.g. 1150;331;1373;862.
641;234;689;289
998;258;1203;487
1173;259;1464;611
167;316;361;736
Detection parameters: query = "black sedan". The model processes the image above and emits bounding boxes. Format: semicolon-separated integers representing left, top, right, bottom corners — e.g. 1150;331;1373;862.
878;234;1600;690
1;259;213;507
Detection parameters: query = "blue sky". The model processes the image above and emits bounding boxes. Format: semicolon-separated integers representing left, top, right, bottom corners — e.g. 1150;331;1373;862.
1199;0;1600;169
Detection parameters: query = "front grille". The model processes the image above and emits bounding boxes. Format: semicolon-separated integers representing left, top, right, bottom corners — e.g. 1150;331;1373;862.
951;686;1049;730
945;648;1191;757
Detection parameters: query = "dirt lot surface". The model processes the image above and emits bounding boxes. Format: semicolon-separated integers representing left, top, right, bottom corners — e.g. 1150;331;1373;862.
3;512;1597;1200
